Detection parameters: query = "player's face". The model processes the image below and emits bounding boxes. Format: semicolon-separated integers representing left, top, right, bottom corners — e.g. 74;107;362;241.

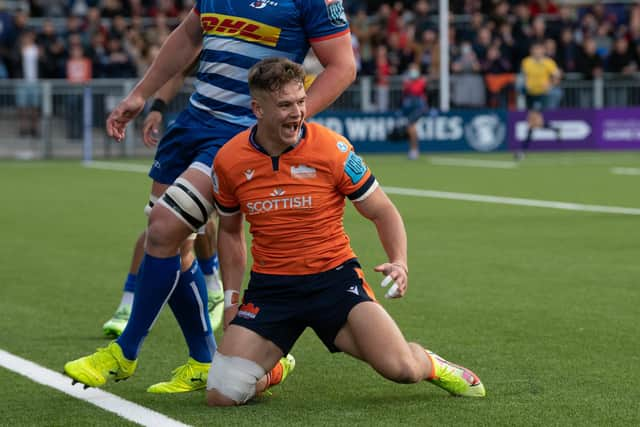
259;81;306;147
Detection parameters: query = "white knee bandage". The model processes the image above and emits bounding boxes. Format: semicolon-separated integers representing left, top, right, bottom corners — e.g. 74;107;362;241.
159;177;213;231
207;352;266;404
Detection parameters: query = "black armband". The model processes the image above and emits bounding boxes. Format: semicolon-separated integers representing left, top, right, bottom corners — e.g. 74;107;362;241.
149;98;168;114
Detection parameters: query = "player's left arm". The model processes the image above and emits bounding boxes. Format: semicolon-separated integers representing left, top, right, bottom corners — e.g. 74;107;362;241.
353;188;409;298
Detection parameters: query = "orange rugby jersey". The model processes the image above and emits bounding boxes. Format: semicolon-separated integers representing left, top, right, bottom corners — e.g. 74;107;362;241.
212;122;378;275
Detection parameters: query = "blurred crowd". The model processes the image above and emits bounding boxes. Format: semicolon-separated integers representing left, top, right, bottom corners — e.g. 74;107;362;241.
0;0;193;80
1;1;640;92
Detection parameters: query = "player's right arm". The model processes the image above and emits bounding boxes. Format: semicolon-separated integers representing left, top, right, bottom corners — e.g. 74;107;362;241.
106;9;202;142
212;154;246;329
217;211;246;329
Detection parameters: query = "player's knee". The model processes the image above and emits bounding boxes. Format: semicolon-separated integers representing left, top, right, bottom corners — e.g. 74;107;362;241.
158;177;214;233
206;351;266;405
145;212;179;251
206;389;237;407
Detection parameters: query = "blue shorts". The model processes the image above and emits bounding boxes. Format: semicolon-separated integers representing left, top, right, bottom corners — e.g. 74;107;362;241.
402;96;427;124
149;105;248;185
231;259;376;354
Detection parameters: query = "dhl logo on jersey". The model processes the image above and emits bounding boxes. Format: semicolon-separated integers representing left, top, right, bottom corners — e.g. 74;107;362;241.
200;13;281;47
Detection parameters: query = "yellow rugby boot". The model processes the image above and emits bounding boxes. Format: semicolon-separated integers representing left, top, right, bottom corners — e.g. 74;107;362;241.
64;341;137;388
426;350;486;397
147;358;210;393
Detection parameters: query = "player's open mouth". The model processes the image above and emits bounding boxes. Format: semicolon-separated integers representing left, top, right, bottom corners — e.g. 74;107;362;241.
284;122;300;134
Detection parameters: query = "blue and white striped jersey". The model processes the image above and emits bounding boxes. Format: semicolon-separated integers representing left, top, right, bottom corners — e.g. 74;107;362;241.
192;0;350;127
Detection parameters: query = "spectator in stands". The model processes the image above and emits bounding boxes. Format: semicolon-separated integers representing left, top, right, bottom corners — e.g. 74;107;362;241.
556;27;580;74
16;30;42;137
543;38;562;108
530;0;559;18
576;38;604;80
575;37;603;107
102;36;137;78
512;2;533;66
401;62;427;160
580;12;599;40
109;14;129;40
517;40;562;160
375;43;393;112
459;11;484;44
497;21;516;67
607;36;637;75
65;43;92;139
413;0;434;37
482;43;511;74
418;28;439;77
38;21;67;78
451;41;485;108
350;8;374;74
531;15;548;45
489;1;511;30
29;0;68;18
0;2;14;78
84;7;108;45
144;12;171;46
473;27;493;63
593;21;614;58
101;0;128;18
88;31;108;77
148;0;180;18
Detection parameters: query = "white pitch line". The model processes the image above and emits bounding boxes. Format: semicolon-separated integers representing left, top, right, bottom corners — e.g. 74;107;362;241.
0;349;191;427
611;167;640;176
383;186;640;216
83;160;150;173
81;161;640;216
429;157;519;169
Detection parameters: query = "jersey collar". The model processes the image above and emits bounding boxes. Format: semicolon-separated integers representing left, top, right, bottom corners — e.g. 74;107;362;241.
249;123;307;156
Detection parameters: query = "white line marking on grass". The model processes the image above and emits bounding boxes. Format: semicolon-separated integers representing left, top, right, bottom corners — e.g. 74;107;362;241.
611;167;640;176
0;349;191;427
83;160;149;173
383;187;640;216
429;157;519;169
83;161;640;215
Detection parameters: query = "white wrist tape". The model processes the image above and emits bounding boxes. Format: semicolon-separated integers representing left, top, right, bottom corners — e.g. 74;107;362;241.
224;290;239;309
381;275;400;299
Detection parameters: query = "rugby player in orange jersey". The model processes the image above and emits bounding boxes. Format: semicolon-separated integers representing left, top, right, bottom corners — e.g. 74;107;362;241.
206;58;486;406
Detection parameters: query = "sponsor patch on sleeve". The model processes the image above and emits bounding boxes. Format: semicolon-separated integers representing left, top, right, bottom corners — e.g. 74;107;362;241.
326;0;347;27
344;151;367;184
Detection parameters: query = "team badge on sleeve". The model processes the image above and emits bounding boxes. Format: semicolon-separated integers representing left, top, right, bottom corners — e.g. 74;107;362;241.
344;151;367;184
325;0;347;27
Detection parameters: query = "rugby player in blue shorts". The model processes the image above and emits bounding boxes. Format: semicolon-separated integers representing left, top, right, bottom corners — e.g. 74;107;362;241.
64;0;356;395
101;59;226;341
206;57;485;406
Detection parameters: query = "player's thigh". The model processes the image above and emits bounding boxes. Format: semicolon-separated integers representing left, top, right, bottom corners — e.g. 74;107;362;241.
150;181;169;199
218;324;284;371
334;301;414;376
